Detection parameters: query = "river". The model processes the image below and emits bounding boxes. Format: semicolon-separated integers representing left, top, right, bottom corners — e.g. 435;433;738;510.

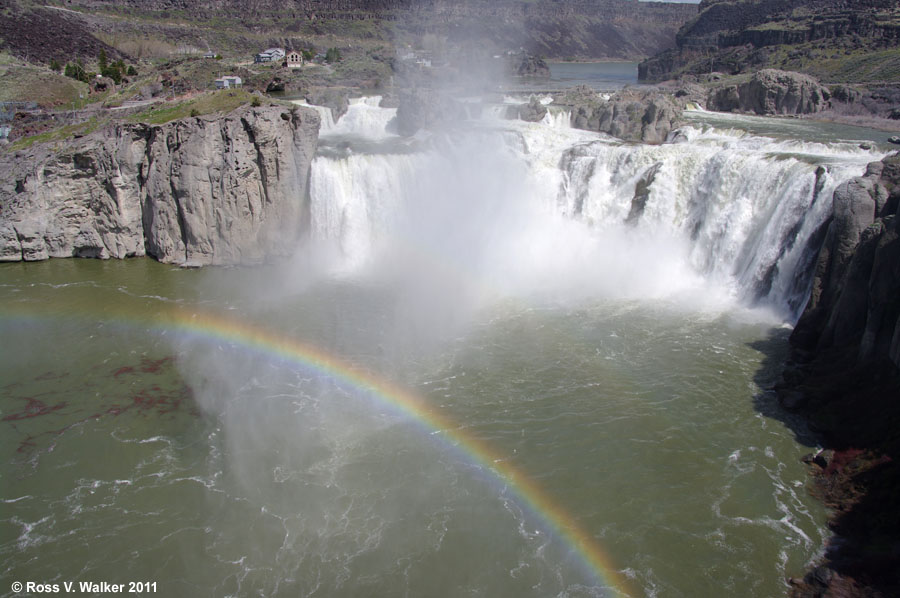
1;71;890;597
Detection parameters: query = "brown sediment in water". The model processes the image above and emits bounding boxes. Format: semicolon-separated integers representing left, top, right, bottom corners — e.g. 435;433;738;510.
3;355;199;459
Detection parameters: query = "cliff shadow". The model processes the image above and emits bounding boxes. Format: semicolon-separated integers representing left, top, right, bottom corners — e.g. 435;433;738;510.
747;329;900;595
747;326;820;448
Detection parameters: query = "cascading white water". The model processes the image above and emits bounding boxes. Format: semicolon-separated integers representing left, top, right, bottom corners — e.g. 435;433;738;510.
294;96;398;139
306;97;883;320
292;100;337;132
541;108;572;129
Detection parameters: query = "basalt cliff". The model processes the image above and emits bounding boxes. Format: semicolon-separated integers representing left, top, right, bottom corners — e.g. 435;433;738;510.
0;104;319;266
27;0;696;61
776;153;900;597
639;0;900;84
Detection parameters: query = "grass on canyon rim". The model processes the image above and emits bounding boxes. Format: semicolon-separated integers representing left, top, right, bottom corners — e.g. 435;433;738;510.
127;89;258;124
0;56;90;107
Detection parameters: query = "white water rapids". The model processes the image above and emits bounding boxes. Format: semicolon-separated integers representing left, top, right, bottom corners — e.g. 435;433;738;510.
300;96;882;322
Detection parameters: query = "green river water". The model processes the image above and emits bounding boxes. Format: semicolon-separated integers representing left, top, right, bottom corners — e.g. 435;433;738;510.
1;257;826;597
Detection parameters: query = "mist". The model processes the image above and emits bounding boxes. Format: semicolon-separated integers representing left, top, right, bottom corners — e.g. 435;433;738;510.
165;11;877;597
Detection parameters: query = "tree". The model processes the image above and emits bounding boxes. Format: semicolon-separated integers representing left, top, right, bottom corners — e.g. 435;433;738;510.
98;48;108;71
325;47;342;63
64;61;89;83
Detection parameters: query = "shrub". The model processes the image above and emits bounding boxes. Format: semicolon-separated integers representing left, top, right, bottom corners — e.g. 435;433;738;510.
64;62;89;83
251;95;262;107
325;47;342;63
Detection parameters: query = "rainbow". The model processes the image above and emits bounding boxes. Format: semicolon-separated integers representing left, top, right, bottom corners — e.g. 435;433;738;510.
2;306;635;597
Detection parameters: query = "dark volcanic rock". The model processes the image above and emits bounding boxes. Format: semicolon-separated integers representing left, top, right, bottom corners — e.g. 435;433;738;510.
639;0;900;83
626;162;663;225
707;69;831;115
506;97;547;123
509;53;550;78
554;86;681;144
305;87;351;121
59;0;697;61
782;152;900;598
0;4;124;65
792;157;895;353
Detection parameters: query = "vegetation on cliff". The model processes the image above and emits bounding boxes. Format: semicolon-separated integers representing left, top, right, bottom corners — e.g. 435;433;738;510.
639;0;900;85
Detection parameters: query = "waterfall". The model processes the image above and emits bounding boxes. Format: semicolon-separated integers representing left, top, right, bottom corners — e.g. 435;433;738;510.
541;108;572;129
294;96;397;139
292;100;336;132
306;97;882;320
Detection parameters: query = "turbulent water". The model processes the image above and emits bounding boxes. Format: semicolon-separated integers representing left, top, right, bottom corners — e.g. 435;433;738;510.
1;92;888;597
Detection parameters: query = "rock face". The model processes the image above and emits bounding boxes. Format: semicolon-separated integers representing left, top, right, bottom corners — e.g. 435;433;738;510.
506;97;548;123
791;154;900;364
707;69;831;115
59;0;696;61
639;0;900;83
0;104;319;266
509;53;550;78
780;153;900;598
305;87;351;121
554;86;681;144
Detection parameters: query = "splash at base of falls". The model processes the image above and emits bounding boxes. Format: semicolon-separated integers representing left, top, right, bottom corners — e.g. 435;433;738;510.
305;96;881;322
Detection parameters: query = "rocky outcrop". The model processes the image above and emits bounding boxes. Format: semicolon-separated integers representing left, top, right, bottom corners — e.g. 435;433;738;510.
554;86;681;144
791;155;899;360
639;0;900;83
305;87;351;121
626;162;663;226
509;53;550;78
60;0;696;61
707;69;831;115
506;97;547;123
778;153;900;598
0;104;319;266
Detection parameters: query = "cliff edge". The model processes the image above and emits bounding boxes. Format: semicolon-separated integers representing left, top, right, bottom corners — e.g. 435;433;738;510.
778;152;900;597
639;0;900;85
0;104;319;266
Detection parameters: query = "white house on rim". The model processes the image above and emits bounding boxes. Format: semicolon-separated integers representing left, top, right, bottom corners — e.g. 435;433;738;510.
255;48;285;63
285;51;303;68
214;75;242;89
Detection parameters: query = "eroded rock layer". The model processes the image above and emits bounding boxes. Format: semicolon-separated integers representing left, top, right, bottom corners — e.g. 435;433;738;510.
0;105;319;266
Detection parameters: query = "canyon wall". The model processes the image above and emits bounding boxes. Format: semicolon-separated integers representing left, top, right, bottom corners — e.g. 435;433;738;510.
639;0;900;82
0;104;319;266
51;0;697;60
